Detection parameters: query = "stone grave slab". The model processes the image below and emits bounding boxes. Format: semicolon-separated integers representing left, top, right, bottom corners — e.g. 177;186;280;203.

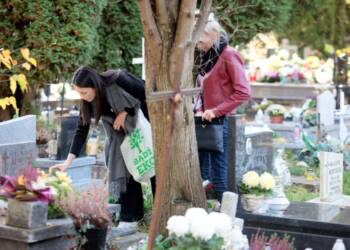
108;231;147;250
238;201;350;249
0;217;76;250
227;115;274;192
0;115;37;176
0;115;36;144
317;90;335;126
56;115;86;160
35;156;98;190
319;151;343;202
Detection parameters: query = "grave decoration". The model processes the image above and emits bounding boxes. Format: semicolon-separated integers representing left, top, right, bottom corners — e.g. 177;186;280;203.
238;171;276;212
0;165;54;229
57;182;111;250
247;47;333;85
153;207;248;250
266;104;286;124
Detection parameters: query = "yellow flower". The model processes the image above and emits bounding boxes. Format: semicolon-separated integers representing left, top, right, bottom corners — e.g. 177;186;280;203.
17;175;25;186
60;182;72;190
56;171;72;184
259;172;276;190
242;171;260;188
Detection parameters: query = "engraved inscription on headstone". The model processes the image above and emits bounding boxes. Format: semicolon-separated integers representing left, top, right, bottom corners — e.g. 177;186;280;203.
319;151;343;202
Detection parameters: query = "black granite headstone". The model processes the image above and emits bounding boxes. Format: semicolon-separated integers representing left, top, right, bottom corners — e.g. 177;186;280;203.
57;116;86;160
227;115;274;192
238;201;350;249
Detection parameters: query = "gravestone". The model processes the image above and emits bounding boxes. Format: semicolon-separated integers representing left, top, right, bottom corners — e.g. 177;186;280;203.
239;201;350;249
227;115;274;192
35;157;98;190
317;90;335;126
319;151;343;202
56;115;86;160
0;115;37;176
308;151;350;207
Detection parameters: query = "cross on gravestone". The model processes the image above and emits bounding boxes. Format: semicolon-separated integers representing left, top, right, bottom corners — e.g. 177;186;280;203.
317;90;335;127
319;151;343;202
132;37;146;80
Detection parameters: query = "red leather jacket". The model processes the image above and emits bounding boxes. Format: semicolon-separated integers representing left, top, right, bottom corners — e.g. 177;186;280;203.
195;46;251;117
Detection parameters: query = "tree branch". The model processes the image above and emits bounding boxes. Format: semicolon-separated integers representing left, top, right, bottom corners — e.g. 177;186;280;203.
137;0;162;63
155;0;170;35
192;0;212;42
169;1;196;88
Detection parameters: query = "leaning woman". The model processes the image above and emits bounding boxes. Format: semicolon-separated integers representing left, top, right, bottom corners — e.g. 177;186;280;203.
51;66;155;235
194;16;251;202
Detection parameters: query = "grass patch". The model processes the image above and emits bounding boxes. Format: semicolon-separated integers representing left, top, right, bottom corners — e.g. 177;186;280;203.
344;170;350;195
285;185;318;202
288;166;305;176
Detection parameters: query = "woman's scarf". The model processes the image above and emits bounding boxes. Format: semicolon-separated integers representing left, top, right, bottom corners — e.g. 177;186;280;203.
198;32;229;76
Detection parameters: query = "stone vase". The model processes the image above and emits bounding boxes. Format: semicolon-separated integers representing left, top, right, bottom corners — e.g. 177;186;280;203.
241;194;264;212
7;199;48;229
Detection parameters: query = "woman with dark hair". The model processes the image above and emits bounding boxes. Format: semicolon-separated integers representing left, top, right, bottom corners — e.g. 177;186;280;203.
51;66;154;235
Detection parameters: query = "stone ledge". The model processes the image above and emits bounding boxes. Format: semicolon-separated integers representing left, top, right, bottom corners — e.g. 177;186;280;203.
108;232;147;250
0;218;75;243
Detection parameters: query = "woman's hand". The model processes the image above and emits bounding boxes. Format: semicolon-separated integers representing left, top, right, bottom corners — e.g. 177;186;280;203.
49;162;69;173
202;109;216;122
49;153;75;173
113;111;128;130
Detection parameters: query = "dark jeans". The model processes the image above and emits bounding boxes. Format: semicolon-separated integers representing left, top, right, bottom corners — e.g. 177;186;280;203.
119;176;156;222
199;118;228;202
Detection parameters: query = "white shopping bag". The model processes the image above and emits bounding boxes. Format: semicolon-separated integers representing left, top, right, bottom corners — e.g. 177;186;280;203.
121;109;155;183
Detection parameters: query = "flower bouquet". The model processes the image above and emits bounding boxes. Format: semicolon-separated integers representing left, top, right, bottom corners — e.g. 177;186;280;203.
238;171;276;212
0;165;54;228
154;207;248;250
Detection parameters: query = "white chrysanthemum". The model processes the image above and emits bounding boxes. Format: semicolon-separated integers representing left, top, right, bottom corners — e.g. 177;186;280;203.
166;216;189;237
208;212;232;240
242;171;260;188
259;172;276;190
190;214;215;240
185;207;208;225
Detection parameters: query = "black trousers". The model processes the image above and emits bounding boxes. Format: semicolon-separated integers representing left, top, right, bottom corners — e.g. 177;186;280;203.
119;176;156;222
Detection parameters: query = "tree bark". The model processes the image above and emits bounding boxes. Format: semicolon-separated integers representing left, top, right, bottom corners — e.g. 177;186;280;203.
137;0;212;240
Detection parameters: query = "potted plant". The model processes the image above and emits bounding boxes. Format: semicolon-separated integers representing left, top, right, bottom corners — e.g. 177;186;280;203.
267;104;286;124
238;171;276;212
58;183;112;250
0;165;54;229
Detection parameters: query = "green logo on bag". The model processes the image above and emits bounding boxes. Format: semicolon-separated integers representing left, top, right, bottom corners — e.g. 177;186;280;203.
133;148;154;176
129;128;144;154
129;128;154;176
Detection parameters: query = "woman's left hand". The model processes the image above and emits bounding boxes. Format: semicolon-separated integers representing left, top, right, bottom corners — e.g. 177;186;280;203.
113;111;128;130
202;109;216;122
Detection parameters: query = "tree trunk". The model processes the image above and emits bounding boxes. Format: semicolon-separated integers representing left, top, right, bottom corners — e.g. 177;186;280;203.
137;0;212;237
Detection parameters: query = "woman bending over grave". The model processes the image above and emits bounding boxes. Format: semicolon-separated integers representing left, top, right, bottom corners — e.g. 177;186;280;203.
50;66;155;236
194;14;251;202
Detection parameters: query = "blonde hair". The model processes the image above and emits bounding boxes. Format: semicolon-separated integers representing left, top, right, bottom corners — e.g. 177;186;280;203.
203;13;223;34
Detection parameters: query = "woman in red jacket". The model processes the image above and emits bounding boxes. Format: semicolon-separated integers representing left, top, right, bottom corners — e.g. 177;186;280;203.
195;16;251;202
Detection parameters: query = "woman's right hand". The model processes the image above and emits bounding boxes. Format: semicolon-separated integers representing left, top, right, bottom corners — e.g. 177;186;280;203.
49;163;69;173
49;153;76;173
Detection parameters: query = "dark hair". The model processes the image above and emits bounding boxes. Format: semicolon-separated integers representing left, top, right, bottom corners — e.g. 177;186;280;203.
72;66;105;125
